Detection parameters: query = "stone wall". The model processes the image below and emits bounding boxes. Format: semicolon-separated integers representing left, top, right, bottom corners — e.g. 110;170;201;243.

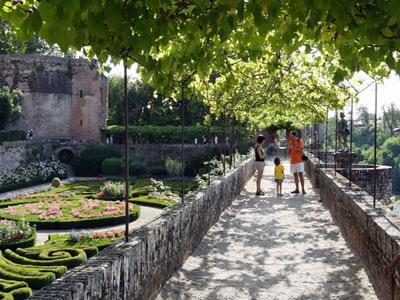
304;152;393;200
29;158;255;300
126;144;222;167
0;141;29;174
306;160;400;299
0;139;93;174
0;55;107;141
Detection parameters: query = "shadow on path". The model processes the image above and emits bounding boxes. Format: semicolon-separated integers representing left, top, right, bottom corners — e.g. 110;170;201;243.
157;161;377;300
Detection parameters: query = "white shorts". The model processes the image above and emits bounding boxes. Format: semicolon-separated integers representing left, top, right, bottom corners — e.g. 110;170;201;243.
290;162;304;173
255;161;265;172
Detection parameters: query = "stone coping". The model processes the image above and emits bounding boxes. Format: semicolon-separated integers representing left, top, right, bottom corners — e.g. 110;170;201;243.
322;169;400;230
312;162;400;299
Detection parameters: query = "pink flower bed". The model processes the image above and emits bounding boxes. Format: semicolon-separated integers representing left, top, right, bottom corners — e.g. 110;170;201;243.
71;200;133;219
2;199;134;221
16;193;72;199
91;230;125;239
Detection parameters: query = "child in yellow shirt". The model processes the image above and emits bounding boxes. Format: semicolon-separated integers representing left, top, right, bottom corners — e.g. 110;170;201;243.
274;157;284;196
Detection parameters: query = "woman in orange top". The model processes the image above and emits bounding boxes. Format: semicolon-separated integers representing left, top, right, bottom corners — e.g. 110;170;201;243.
288;131;306;194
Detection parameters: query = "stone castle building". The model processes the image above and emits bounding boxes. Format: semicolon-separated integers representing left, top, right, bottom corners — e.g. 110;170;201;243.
0;55;108;141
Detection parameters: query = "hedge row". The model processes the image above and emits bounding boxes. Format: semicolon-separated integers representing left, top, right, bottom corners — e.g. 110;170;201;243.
0;131;26;144
6;248;87;269
132;198;175;209
0;232;123;298
102;158;146;176
0;252;66;290
0;277;32;300
0;162;68;194
101;125;252;144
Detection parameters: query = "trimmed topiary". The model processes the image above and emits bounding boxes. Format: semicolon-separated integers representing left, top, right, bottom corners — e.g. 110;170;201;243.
131;186;151;197
101;158;123;176
0;278;32;300
0;252;63;289
51;178;62;188
9;287;32;300
7;248;87;269
0;291;13;299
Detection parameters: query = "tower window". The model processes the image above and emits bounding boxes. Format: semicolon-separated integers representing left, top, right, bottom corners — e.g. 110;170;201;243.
80;90;83;97
80;119;83;126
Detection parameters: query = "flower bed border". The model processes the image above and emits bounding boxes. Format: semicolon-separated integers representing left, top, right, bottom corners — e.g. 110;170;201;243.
131;199;174;209
0;206;140;230
0;233;36;252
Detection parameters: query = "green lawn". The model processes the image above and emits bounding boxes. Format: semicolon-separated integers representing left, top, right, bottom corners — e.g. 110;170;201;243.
41;233;122;252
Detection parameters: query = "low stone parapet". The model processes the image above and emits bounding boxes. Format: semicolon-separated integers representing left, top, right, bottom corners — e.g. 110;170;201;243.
29;158;255;300
307;158;400;299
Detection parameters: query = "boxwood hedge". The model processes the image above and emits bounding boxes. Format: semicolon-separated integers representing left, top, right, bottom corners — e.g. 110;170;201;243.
0;253;66;289
5;248;87;269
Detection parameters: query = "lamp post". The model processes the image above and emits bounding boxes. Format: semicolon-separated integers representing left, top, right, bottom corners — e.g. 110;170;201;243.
123;61;129;243
373;82;378;208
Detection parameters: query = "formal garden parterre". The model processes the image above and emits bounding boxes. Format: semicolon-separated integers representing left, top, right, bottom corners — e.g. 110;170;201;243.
0;173;199;299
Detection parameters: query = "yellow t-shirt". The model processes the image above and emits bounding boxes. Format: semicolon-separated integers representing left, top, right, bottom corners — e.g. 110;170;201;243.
275;164;284;180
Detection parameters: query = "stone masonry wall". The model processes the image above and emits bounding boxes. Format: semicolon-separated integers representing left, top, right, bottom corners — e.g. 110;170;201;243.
304;152;393;200
126;144;223;167
29;158;255;300
0;141;29;174
0;55;107;141
307;160;400;299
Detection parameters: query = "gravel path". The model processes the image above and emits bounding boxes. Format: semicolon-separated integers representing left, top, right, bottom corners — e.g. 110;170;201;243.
157;161;377;300
36;205;164;245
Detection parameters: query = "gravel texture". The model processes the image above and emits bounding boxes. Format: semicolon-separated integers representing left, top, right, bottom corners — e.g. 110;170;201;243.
157;161;377;300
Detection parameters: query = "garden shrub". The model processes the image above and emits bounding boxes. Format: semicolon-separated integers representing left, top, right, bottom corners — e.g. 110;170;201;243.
132;197;176;208
101;125;253;144
72;144;122;176
165;158;183;177
0;162;68;193
0;291;13;299
6;248;87;269
131;186;151;197
0;278;28;293
9;287;32;300
51;177;61;188
129;160;146;176
98;181;125;199
0;253;60;289
0;278;32;299
101;157;122;175
0;220;35;251
102;158;147;176
148;160;167;176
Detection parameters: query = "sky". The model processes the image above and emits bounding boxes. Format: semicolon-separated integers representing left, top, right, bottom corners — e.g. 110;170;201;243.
107;61;399;117
349;71;400;117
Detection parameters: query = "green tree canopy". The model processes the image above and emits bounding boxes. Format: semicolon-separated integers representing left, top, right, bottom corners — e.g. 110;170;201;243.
0;17;60;54
0;86;22;130
2;0;399;125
